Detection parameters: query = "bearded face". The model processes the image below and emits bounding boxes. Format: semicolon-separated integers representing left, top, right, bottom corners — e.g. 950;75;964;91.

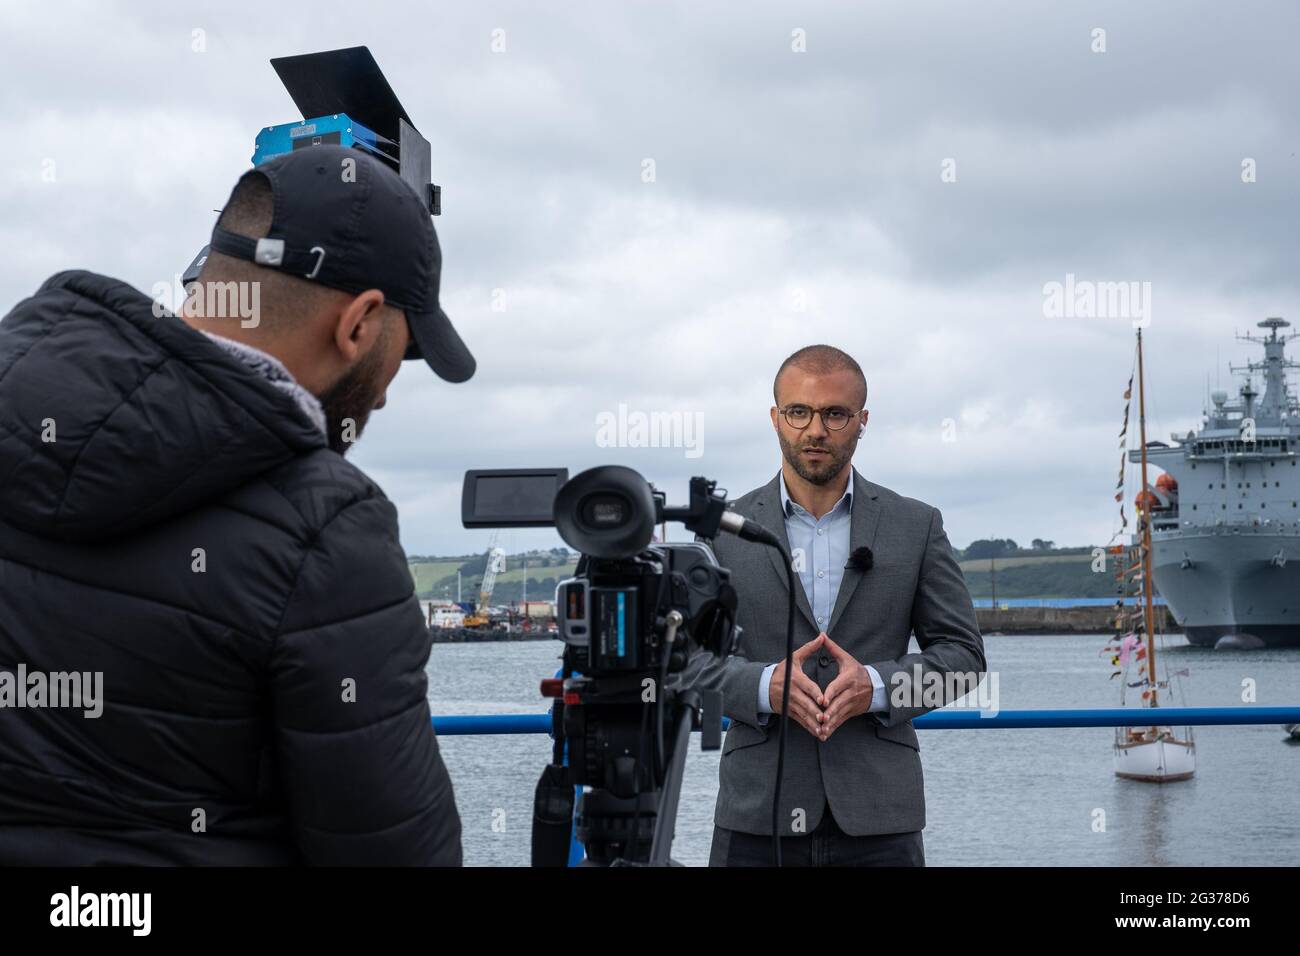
319;321;392;456
776;420;857;485
772;366;867;486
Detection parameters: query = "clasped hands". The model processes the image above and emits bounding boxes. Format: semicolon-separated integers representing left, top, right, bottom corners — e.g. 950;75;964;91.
767;632;874;741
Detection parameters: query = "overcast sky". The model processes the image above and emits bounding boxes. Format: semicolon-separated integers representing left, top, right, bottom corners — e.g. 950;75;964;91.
4;0;1298;557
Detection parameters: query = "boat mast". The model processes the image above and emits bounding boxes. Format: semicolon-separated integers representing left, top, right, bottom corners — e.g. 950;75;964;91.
1136;328;1158;707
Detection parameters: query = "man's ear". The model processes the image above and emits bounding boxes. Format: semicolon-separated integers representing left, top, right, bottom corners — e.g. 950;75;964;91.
333;289;387;363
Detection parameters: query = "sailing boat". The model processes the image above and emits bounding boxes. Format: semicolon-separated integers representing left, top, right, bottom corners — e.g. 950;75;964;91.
1106;328;1197;782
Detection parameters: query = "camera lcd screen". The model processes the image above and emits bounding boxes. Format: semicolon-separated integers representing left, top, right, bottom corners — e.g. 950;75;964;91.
462;469;568;528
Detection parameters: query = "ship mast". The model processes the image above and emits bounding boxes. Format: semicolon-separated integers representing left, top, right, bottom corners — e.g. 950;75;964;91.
1136;328;1158;707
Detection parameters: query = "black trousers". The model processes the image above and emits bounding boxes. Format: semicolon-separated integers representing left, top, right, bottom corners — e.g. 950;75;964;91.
709;801;924;867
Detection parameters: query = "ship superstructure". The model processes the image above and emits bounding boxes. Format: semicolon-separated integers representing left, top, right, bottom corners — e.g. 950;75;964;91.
1132;318;1300;648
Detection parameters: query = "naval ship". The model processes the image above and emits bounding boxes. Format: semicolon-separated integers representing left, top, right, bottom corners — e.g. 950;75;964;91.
1132;318;1300;648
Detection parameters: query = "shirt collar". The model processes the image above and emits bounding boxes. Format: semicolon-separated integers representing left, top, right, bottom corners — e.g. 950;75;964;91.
779;466;855;518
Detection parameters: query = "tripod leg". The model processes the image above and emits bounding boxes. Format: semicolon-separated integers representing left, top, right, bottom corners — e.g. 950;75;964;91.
648;692;698;866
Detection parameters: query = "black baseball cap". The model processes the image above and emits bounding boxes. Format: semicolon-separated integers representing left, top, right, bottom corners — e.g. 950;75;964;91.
208;144;474;383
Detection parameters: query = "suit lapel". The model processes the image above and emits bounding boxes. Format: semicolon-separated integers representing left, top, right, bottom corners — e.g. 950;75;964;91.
827;469;882;634
751;472;819;633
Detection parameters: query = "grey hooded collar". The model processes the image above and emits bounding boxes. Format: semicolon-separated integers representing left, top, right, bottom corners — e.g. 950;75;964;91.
200;331;327;438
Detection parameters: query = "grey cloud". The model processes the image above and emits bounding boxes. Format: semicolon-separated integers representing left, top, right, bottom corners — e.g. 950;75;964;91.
2;0;1295;556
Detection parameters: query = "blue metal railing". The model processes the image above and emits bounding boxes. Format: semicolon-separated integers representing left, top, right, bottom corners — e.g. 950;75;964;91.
432;706;1300;735
433;706;1298;865
970;597;1168;608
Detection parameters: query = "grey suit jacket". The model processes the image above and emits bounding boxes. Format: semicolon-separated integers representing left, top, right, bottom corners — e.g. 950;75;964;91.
681;469;986;837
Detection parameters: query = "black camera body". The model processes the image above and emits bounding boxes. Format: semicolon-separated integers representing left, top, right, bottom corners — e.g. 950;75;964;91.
463;464;740;677
557;543;735;674
557;541;735;802
461;465;739;864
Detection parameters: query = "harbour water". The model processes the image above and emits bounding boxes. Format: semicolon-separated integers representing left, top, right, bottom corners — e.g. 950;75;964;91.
427;634;1300;866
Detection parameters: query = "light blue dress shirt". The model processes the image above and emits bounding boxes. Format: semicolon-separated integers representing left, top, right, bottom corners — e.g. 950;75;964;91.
756;469;886;722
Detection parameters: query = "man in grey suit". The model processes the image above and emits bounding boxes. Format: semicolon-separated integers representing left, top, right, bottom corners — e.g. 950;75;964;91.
684;344;986;866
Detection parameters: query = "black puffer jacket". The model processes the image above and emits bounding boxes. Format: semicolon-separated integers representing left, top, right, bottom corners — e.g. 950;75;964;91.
0;271;461;865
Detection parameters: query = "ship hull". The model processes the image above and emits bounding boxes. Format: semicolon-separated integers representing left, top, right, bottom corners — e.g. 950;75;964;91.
1149;530;1300;648
1183;623;1300;647
1113;734;1197;781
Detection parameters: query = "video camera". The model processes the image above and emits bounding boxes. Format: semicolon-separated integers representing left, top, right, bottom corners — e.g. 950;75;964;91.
462;465;778;865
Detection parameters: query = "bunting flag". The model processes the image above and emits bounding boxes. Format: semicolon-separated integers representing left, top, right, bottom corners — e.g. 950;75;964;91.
1117;633;1142;666
1105;365;1143;684
1117;374;1133;439
1115;372;1131;509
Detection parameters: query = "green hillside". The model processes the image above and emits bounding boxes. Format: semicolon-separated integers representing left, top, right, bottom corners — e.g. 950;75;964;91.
408;550;578;603
410;542;1114;603
958;553;1115;599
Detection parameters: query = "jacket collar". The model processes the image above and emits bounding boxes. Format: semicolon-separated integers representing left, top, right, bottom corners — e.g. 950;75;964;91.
778;468;853;519
201;331;327;437
750;466;883;634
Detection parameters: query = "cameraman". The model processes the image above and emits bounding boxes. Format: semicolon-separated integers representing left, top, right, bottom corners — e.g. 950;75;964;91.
0;146;466;865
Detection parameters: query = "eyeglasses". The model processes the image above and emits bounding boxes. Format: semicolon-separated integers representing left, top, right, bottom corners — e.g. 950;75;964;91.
779;404;861;431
